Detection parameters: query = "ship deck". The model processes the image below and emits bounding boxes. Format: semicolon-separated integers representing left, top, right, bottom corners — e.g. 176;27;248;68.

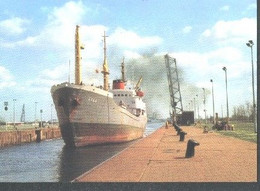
73;124;256;182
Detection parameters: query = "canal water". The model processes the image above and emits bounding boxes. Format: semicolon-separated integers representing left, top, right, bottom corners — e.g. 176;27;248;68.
0;122;163;182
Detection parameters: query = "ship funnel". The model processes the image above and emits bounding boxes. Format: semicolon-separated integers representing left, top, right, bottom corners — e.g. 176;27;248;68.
101;31;109;91
75;25;84;85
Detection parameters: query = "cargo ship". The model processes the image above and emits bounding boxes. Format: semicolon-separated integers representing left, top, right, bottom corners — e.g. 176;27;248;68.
51;25;147;147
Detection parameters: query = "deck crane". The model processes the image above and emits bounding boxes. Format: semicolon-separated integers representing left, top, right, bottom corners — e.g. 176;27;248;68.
135;76;142;91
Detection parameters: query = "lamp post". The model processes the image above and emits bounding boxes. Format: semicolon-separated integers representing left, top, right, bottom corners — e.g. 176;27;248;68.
246;40;257;133
196;94;199;120
210;79;215;125
222;67;229;124
4;101;8;130
193;97;196;121
202;88;207;124
221;104;223;119
13;99;16;128
35;102;38;125
40;109;43;128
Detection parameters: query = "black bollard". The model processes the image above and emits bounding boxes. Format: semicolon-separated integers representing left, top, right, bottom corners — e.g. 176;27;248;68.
177;128;182;135
185;139;200;158
35;129;42;143
173;123;179;131
179;131;187;141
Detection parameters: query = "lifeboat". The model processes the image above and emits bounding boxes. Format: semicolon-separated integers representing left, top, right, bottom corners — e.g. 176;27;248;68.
136;90;144;97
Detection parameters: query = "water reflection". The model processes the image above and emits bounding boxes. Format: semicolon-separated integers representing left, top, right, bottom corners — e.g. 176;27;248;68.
0;122;163;182
58;122;163;182
58;140;137;182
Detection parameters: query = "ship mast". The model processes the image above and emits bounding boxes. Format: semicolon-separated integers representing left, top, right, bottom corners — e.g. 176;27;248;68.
102;31;109;91
121;57;126;82
75;25;84;85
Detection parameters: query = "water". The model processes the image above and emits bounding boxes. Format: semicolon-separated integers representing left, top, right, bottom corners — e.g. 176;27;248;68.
0;122;163;182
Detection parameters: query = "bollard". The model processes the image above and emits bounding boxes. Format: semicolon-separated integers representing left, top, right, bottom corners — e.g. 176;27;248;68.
179;131;187;141
185;139;200;158
203;126;208;133
173;123;179;131
165;121;168;129
35;129;42;142
177;128;182;135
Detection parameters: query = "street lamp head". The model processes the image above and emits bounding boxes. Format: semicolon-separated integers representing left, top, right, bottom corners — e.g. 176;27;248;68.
248;40;254;45
210;79;213;82
222;66;226;71
246;42;251;47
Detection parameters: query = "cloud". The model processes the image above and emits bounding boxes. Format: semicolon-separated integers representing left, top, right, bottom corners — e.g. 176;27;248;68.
43;1;88;47
246;3;256;11
201;17;256;45
0;66;16;89
182;26;192;34
0;1;164;100
0;1;88;48
123;50;142;59
109;27;163;50
40;64;69;81
0;1;163;60
171;46;249;80
220;5;229;11
0;17;30;35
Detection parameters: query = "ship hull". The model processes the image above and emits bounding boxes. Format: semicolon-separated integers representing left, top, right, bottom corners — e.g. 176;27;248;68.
51;83;147;147
61;122;144;147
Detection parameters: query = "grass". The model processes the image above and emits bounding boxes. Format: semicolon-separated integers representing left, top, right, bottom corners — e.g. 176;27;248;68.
195;121;257;143
217;122;257;143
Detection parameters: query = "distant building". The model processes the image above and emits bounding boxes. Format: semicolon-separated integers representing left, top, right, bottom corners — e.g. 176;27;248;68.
6;122;24;126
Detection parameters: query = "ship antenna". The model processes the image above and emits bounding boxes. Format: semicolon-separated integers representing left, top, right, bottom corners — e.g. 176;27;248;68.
121;57;126;82
75;25;84;85
101;31;109;91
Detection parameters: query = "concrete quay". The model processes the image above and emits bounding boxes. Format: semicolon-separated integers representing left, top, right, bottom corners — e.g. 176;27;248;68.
0;126;61;147
74;124;256;182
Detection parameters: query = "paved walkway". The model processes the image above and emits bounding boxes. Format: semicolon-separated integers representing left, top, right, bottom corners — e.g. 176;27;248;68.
74;125;257;182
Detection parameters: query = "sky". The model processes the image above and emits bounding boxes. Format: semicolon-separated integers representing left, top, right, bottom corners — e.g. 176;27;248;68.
0;0;257;122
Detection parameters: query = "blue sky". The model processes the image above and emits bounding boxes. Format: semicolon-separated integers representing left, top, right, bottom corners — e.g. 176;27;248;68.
0;0;256;121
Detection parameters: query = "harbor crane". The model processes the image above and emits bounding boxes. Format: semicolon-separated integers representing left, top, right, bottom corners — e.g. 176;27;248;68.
165;54;194;125
164;54;183;124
